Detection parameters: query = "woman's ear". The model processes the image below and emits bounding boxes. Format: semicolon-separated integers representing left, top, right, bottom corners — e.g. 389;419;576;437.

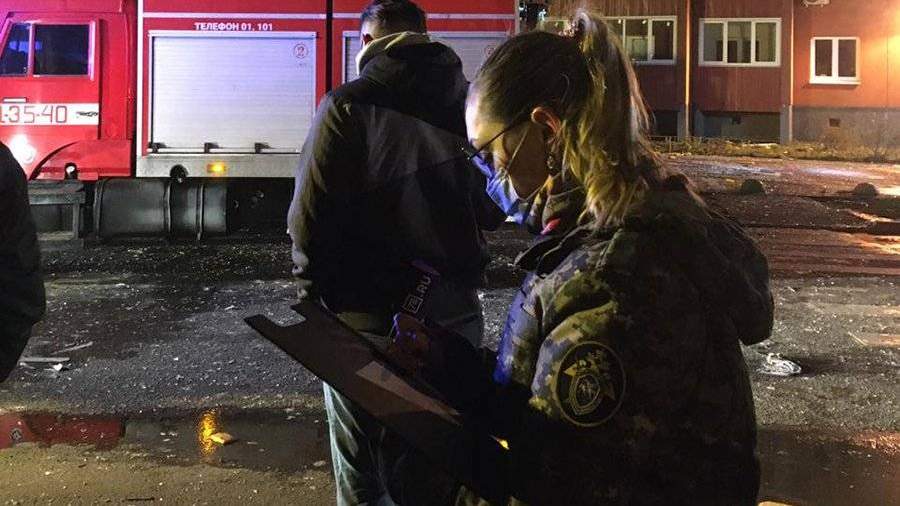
530;106;562;142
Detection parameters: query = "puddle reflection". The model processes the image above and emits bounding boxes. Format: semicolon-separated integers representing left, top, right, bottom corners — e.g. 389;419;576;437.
2;412;897;505
0;413;123;450
197;409;220;458
2;409;329;474
124;409;330;473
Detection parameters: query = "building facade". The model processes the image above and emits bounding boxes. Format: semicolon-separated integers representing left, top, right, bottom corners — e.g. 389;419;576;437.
546;0;900;144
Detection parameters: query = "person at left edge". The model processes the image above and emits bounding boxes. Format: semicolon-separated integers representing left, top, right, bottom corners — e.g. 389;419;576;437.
0;141;46;382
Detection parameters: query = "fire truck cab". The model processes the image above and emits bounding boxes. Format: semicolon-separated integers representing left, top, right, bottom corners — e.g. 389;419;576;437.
0;1;134;182
0;0;517;239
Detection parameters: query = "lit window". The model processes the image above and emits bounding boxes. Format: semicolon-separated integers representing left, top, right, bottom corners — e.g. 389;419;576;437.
755;22;778;63
34;25;90;76
624;19;649;61
604;16;676;64
0;23;30;76
703;22;724;62
727;21;751;63
700;18;781;66
538;18;568;34
811;37;859;84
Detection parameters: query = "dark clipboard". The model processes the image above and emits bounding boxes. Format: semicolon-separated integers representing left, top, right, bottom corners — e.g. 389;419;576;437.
245;301;509;503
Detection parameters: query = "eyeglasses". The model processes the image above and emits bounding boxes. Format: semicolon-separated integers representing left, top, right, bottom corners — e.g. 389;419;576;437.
461;118;526;179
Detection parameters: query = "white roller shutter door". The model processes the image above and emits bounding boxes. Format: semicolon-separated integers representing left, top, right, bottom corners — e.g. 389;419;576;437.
343;34;363;83
150;33;316;152
343;31;506;83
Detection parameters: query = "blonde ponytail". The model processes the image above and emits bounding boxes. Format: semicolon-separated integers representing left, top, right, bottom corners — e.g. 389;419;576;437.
560;10;662;226
472;10;671;227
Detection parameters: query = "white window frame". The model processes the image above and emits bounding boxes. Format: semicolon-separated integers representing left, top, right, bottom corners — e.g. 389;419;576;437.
698;18;781;67
603;16;677;65
537;16;569;34
810;37;860;85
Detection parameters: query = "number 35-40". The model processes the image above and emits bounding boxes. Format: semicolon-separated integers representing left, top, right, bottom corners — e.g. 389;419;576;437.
1;104;69;125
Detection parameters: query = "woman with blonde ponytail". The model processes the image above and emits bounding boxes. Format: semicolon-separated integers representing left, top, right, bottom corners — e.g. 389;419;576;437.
389;11;772;506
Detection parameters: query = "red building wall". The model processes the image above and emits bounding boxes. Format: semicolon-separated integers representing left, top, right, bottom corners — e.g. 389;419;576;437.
693;68;782;113
635;66;682;112
692;0;783;18
548;0;899;141
691;0;787;114
793;0;899;109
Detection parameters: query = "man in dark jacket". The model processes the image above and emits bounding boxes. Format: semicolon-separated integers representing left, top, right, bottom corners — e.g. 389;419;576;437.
286;1;505;503
0;142;45;382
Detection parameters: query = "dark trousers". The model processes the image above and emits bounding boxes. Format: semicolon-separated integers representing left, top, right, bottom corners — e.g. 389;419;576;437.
324;286;484;506
0;325;31;382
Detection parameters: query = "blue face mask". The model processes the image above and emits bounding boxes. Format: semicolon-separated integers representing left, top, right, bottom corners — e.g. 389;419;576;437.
485;169;539;225
469;125;541;224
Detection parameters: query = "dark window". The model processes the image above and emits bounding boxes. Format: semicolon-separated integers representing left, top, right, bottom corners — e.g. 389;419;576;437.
607;17;676;63
651;20;674;60
813;38;858;82
837;39;856;77
606;19;624;41
0;23;30;76
814;39;833;77
34;24;89;75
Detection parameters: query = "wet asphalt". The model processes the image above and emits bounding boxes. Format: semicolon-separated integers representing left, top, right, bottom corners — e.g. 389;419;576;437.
1;155;898;505
1;410;897;505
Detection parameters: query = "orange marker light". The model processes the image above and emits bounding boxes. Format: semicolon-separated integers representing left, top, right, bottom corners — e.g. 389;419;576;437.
206;162;227;176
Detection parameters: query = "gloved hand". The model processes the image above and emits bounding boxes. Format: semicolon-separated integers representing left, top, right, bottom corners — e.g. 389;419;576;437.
384;313;434;375
387;313;499;414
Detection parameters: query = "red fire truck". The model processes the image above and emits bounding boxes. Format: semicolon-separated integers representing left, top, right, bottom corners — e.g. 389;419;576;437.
0;0;517;238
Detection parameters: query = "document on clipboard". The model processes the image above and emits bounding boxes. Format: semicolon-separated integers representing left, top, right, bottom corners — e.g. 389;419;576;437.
244;301;508;502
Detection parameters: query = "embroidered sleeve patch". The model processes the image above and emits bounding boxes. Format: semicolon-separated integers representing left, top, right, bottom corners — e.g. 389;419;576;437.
553;341;626;427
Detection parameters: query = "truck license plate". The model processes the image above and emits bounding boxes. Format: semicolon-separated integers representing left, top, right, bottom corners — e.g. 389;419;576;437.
0;103;99;125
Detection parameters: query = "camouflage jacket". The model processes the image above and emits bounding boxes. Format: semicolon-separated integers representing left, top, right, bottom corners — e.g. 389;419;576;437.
471;183;772;505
